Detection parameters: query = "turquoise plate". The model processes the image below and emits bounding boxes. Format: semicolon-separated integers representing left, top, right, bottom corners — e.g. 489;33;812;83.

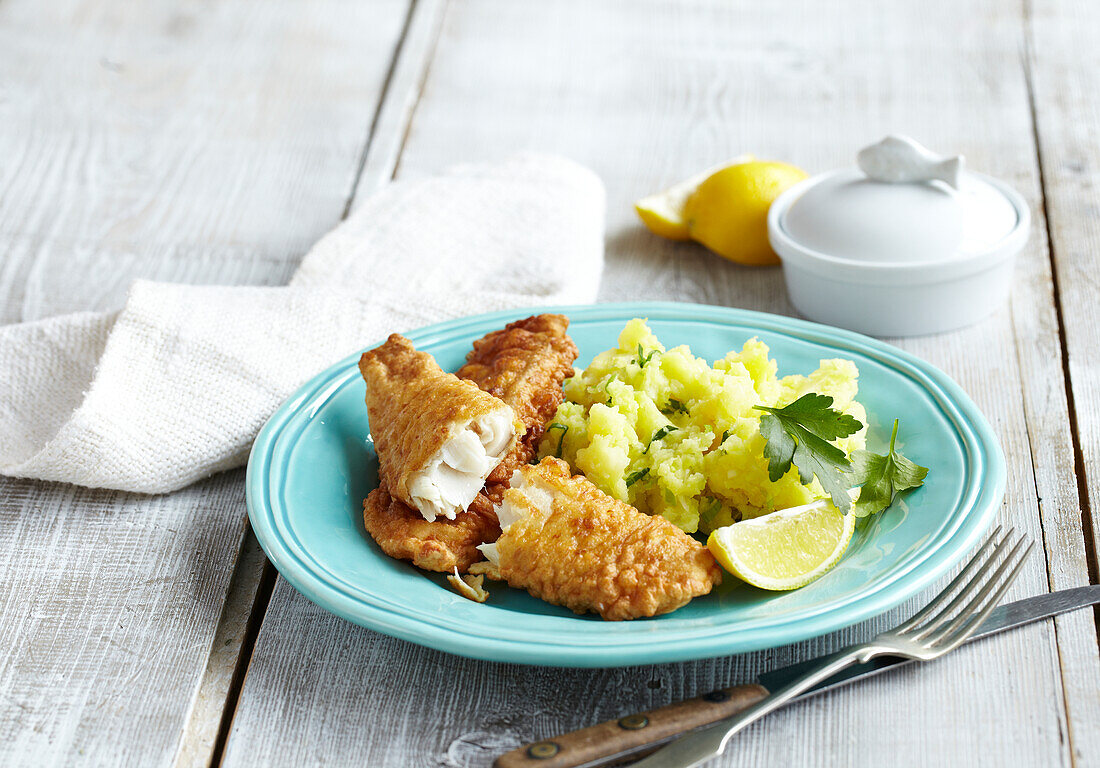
246;302;1004;667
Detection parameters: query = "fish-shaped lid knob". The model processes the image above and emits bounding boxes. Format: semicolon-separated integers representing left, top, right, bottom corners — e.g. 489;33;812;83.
857;135;964;190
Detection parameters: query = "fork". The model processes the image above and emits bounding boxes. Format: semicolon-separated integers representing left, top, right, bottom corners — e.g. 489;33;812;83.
629;526;1032;768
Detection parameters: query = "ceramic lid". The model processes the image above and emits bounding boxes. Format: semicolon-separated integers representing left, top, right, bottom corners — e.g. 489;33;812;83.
770;136;1028;279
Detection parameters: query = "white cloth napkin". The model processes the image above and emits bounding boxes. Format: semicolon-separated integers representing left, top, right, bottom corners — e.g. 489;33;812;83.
0;154;605;494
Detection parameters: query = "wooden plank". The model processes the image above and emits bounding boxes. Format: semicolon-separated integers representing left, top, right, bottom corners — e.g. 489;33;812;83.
1025;3;1100;589
0;0;408;322
0;474;247;764
1024;0;1100;761
0;0;413;765
223;0;1099;766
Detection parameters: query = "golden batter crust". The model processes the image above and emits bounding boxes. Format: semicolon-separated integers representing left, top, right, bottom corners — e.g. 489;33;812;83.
358;333;519;512
456;314;578;491
362;484;501;573
360;319;578;574
493;458;721;620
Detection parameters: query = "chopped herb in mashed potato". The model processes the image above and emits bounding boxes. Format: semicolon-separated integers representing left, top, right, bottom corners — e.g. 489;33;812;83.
537;319;867;534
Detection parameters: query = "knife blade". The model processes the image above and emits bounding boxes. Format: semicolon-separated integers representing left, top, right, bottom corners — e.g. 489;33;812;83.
760;584;1100;697
493;585;1100;768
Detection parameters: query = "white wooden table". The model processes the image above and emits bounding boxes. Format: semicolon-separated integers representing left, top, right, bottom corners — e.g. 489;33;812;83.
2;1;1099;765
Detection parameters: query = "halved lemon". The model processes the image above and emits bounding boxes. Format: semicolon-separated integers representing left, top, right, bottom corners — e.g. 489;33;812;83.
634;155;754;241
683;161;808;266
707;500;855;591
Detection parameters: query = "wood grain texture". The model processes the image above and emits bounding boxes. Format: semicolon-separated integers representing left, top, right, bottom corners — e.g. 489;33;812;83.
0;0;413;765
0;473;248;765
223;1;1099;767
1024;1;1100;760
0;0;409;322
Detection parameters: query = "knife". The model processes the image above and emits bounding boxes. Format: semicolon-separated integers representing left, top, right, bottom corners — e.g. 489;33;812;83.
494;585;1099;768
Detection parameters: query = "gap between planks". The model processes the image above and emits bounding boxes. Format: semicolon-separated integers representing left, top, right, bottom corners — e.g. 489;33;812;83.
355;0;450;198
338;0;423;219
171;2;452;766
171;527;275;768
207;557;278;768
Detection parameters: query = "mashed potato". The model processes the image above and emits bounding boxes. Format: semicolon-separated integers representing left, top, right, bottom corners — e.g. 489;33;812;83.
537;319;866;533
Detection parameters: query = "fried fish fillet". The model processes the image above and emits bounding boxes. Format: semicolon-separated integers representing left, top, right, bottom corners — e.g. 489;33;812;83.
456;314;578;494
361;318;577;573
359;334;521;521
476;458;721;620
363;484;500;573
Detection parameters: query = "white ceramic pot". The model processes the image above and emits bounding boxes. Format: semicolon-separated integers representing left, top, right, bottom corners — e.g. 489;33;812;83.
767;137;1030;337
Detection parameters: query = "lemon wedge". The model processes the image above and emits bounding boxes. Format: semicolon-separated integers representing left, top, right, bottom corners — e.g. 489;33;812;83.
634;155;754;241
707;500;855;590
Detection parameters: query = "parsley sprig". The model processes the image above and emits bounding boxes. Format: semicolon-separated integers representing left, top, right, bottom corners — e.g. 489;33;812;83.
754;394;927;516
755;393;862;512
850;419;929;517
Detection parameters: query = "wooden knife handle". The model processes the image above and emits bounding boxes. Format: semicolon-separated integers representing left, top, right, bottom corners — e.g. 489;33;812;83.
493;683;768;768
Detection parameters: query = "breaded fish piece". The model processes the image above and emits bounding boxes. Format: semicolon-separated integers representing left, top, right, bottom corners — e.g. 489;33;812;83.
359;334;521;521
360;319;577;573
363;484;500;573
477;458;721;620
456;314;578;493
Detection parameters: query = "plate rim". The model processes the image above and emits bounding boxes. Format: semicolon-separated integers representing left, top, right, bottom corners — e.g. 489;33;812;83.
246;301;1005;667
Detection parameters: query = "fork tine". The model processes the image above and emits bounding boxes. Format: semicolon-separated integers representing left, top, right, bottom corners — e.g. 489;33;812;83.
924;539;1034;646
921;537;1032;648
908;529;1017;640
893;526;1005;634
